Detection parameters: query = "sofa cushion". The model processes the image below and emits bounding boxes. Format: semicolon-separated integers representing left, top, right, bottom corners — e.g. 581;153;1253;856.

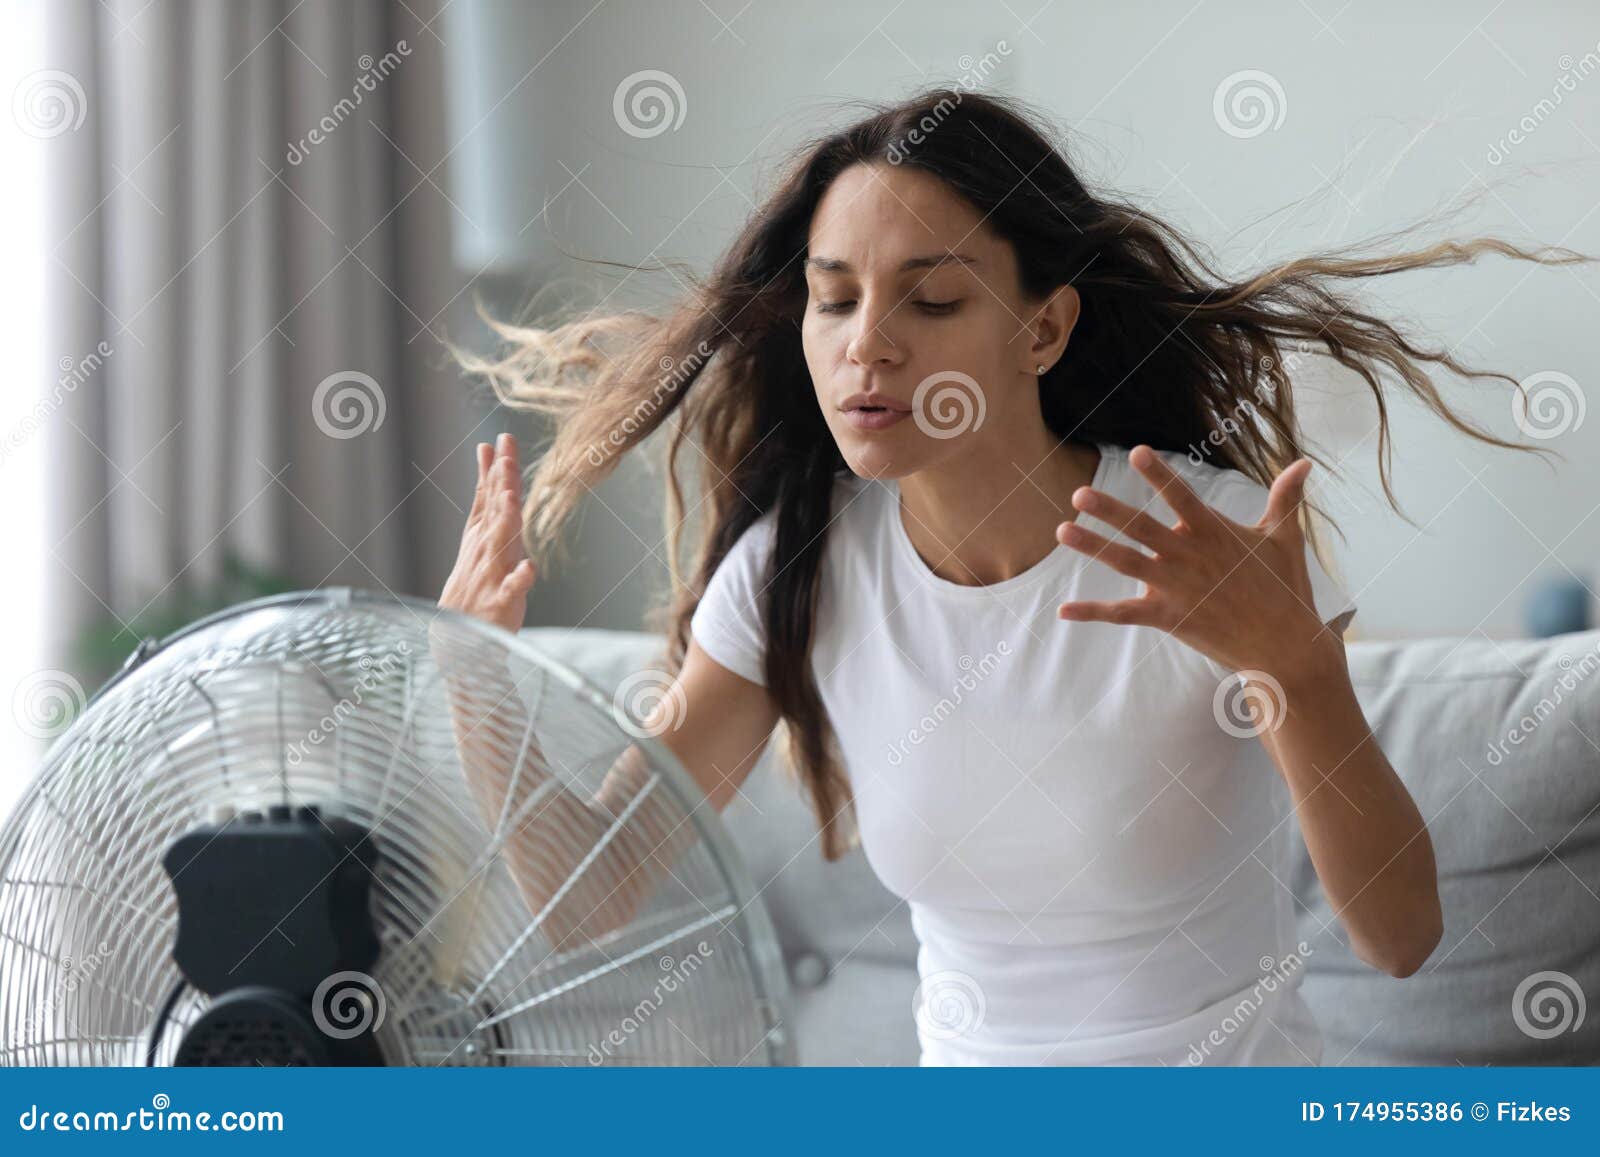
1293;630;1600;1064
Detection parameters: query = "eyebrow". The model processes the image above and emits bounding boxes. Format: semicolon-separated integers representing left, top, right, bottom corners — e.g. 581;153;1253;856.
803;252;982;274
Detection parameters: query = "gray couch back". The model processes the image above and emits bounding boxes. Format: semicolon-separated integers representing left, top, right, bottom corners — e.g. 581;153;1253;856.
1290;630;1600;1065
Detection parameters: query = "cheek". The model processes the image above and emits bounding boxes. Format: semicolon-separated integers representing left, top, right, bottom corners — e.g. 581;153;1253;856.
800;310;827;348
800;315;838;382
939;307;1004;358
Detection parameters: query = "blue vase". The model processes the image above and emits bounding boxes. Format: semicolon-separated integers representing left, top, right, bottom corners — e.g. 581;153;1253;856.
1525;574;1591;638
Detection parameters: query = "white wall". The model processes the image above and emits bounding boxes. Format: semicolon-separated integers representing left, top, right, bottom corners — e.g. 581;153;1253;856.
442;0;1600;639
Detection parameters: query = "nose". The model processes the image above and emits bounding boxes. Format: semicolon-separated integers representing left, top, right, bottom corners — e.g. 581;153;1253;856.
844;299;904;369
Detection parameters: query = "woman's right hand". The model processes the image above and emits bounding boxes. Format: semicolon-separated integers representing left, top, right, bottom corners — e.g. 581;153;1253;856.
438;431;538;634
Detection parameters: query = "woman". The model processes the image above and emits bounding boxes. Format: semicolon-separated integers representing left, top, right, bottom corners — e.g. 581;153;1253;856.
437;87;1579;1066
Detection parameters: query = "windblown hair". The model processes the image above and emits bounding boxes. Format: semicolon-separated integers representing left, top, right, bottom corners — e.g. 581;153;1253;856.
451;86;1590;861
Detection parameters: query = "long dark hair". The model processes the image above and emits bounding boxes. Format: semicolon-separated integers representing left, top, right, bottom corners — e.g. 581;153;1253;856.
452;85;1590;861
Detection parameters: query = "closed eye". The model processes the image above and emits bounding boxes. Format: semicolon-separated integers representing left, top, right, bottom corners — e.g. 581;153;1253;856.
814;300;962;316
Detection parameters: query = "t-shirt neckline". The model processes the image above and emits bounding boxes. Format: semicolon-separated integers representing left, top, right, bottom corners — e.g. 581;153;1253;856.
887;441;1119;598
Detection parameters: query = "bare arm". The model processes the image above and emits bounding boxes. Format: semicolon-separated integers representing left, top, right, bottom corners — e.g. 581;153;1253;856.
431;631;777;952
1248;645;1442;978
434;433;779;954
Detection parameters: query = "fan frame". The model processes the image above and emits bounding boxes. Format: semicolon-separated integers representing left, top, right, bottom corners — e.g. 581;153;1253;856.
4;586;798;1067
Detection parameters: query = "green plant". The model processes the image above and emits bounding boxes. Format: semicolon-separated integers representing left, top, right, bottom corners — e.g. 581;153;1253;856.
72;551;298;691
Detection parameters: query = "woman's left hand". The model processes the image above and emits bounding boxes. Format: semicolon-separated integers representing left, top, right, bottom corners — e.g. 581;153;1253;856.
1053;444;1340;682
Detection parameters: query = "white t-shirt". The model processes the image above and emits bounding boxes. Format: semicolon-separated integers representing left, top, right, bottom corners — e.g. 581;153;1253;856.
690;441;1356;1066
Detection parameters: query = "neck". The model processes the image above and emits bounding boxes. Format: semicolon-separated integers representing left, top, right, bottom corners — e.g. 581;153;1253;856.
896;435;1101;587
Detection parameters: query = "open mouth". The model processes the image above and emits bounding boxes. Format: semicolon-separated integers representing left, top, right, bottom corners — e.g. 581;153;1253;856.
843;405;911;430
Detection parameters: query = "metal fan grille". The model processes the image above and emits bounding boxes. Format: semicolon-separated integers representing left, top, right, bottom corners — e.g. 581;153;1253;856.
0;590;792;1067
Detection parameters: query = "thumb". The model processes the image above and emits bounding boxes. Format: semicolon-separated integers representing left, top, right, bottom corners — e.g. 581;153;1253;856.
1261;457;1311;538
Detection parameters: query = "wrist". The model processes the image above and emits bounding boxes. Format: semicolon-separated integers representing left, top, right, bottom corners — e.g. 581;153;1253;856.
1244;633;1348;702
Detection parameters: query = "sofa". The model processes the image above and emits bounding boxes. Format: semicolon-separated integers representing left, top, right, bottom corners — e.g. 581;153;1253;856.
521;625;1600;1066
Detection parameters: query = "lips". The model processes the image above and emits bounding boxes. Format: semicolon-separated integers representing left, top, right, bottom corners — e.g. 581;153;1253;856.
840;393;911;414
842;407;911;431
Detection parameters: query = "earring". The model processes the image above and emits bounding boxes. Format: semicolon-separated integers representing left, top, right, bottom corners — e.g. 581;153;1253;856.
1036;364;1047;375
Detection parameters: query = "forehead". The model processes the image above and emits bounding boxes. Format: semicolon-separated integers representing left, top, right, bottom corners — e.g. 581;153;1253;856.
806;162;1003;271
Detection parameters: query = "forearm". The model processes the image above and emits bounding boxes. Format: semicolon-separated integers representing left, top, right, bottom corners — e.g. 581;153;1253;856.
430;634;694;949
1249;645;1442;977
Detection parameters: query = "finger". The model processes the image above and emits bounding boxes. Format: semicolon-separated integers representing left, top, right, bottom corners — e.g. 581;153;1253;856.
1128;444;1226;529
468;442;492;522
498;558;536;601
1260;457;1312;538
493;488;528;564
1056;596;1161;626
505;433;524;500
1056;520;1161;583
489;431;510;489
489;482;518;540
1066;488;1186;556
497;431;520;496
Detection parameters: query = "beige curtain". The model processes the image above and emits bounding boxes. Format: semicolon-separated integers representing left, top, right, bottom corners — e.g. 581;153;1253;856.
41;0;480;679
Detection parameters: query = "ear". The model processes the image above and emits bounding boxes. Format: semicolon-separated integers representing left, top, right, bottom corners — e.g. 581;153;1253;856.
1026;283;1081;375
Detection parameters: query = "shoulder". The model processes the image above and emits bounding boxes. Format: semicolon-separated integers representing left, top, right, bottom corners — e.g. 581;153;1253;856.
712;471;876;573
1130;444;1273;524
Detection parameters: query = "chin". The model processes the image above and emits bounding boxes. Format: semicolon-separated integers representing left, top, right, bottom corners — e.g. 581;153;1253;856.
826;421;928;481
839;448;915;482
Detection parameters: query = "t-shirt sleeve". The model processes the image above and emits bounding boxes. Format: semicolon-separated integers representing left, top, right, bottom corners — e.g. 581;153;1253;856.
689;512;777;687
1204;476;1358;635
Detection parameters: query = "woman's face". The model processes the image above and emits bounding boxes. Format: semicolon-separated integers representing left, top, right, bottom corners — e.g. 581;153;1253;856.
801;161;1074;481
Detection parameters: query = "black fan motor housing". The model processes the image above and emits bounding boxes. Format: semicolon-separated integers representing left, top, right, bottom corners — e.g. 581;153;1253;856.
160;804;385;1065
173;985;382;1067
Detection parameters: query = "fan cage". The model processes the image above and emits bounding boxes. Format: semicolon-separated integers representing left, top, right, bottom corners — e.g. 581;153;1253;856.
0;588;794;1067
